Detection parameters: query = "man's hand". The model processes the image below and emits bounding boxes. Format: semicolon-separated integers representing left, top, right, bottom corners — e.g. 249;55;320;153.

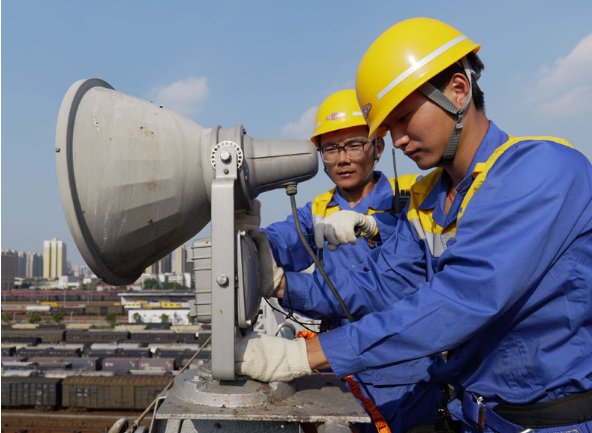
248;229;284;298
235;199;261;232
314;211;377;251
235;331;312;382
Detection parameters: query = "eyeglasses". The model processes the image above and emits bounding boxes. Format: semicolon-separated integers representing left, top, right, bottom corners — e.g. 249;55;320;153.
318;140;374;163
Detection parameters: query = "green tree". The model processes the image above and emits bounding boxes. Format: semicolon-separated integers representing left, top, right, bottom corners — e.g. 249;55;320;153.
2;314;13;324
142;278;159;290
105;312;117;327
29;312;42;324
133;312;142;323
160;313;169;324
51;311;65;324
186;313;196;325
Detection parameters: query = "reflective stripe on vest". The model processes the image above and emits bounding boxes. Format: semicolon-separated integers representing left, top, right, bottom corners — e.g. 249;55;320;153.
408;136;574;257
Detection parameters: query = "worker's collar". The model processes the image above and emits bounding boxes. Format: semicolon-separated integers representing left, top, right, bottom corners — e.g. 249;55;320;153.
418;121;509;212
329;171;392;214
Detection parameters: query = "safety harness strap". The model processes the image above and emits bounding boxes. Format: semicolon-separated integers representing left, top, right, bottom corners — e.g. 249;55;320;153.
296;330;391;433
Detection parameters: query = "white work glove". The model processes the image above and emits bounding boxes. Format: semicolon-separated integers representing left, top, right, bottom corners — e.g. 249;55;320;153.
235;331;312;382
235;199;261;232
314;211;377;251
248;229;284;298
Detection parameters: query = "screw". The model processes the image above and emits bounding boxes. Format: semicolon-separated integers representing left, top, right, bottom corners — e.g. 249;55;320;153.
55;147;61;153
220;150;231;162
216;274;228;286
223;168;229;175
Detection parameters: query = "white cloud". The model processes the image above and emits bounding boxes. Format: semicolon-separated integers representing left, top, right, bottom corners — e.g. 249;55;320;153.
531;32;592;116
150;77;209;116
535;85;592;116
281;106;318;139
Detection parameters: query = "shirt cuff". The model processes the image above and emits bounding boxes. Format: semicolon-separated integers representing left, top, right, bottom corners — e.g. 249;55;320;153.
318;325;366;379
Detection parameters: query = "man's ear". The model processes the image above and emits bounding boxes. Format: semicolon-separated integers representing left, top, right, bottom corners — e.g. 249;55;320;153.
447;72;471;109
376;137;386;158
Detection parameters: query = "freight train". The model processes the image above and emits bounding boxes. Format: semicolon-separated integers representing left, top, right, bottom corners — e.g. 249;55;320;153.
1;327;211;346
1;375;172;411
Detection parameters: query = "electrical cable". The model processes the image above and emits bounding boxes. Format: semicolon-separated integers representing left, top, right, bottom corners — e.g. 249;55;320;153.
263;297;318;333
285;184;355;323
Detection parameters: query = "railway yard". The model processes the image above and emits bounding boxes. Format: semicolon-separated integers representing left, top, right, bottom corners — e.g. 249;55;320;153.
1;289;211;433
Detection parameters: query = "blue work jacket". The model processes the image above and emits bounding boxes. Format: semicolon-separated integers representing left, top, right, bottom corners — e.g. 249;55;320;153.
285;122;592;432
265;171;412;274
264;172;443;433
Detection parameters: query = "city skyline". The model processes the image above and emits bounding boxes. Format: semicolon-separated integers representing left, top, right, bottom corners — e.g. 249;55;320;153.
2;242;188;281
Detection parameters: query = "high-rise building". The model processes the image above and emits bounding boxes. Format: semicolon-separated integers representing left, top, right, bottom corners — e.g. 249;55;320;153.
26;252;44;278
145;251;173;275
174;245;187;275
43;238;67;279
158;253;172;274
145;263;157;275
1;251;16;290
15;251;27;278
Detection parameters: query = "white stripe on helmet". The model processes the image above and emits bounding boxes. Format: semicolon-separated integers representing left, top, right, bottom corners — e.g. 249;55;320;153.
377;35;468;100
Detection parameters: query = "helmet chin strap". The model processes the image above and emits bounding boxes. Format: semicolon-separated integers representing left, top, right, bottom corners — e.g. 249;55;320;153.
419;57;476;167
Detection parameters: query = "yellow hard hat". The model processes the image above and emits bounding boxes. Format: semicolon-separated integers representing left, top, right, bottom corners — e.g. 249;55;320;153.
356;17;480;140
310;89;368;146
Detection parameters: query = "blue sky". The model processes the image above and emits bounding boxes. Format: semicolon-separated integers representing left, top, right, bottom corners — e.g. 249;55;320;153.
2;1;592;267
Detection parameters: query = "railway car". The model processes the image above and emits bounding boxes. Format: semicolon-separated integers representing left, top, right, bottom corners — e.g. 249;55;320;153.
58;306;86;315
195;331;212;346
28;356;100;371
85;348;117;358
45;347;82;357
86;304;124;315
175;332;199;343
102;357;139;375
129;330;177;343
1;329;43;345
35;361;72;372
1;356;26;363
153;348;193;370
61;375;171;410
26;305;52;313
181;350;211;367
65;329;130;343
1;361;37;370
138;357;174;372
1;376;62;409
3;329;65;344
15;346;80;358
117;347;151;358
16;347;52;358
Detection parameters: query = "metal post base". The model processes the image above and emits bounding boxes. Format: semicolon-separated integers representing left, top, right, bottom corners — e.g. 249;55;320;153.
171;364;297;408
149;366;371;433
